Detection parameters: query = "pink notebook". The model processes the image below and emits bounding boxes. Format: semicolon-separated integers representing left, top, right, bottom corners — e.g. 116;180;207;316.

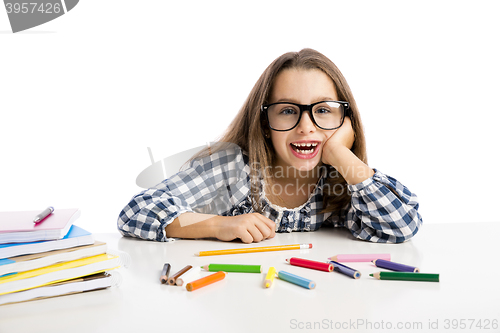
0;208;81;244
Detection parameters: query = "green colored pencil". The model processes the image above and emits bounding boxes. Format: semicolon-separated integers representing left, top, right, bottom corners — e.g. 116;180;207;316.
202;264;262;273
370;271;439;282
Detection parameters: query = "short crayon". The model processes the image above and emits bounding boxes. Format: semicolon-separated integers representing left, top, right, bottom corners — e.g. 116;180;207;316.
168;265;192;285
160;263;171;284
328;254;391;262
176;267;201;286
264;267;276;288
327;260;361;279
186;271;227;291
278;271;316;289
372;259;420;273
202;264;261;273
370;272;439;282
286;257;333;272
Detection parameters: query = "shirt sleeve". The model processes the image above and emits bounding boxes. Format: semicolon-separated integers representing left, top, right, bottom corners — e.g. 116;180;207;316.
117;146;248;242
342;169;422;243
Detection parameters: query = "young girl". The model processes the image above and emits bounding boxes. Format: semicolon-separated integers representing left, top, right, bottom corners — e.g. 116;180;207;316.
117;48;422;244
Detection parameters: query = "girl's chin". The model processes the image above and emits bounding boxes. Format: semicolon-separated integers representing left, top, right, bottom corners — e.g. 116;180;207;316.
274;153;323;174
289;159;322;173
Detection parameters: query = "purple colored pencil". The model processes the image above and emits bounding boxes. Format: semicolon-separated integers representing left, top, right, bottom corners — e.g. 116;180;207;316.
372;259;419;273
327;260;361;279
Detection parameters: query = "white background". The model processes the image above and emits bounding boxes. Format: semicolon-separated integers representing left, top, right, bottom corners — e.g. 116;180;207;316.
1;1;499;233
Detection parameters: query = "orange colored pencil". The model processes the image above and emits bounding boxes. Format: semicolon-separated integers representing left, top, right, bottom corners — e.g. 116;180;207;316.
195;244;312;256
186;271;227;291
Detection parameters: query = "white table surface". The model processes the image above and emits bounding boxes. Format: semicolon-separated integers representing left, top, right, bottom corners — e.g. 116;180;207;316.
1;222;499;333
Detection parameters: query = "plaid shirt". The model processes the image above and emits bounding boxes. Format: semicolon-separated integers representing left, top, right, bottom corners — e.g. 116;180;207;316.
117;145;422;243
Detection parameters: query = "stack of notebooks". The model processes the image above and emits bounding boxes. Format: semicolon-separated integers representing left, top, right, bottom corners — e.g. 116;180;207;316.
0;208;122;305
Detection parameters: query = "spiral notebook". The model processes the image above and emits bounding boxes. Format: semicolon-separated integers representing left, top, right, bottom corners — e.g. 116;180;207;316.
0;241;107;277
0;253;121;296
0;272;115;306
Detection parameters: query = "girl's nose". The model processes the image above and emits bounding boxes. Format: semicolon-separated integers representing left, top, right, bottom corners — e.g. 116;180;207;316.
296;111;316;134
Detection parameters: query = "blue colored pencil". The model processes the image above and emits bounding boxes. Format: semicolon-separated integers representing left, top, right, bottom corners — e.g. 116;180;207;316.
372;259;419;273
327;260;361;279
277;271;316;289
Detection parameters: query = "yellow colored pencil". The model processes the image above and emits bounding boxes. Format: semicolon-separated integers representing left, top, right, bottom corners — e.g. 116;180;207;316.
264;267;276;288
195;244;312;256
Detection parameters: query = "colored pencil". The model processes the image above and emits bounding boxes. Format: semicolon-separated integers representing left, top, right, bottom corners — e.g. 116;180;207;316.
202;264;262;273
370;272;439;282
264;267;276;288
372;259;420;273
327;260;361;279
167;265;192;285
328;254;391;262
277;271;316;289
286;257;333;272
195;243;312;256
186;271;227;291
160;263;171;284
176;267;201;286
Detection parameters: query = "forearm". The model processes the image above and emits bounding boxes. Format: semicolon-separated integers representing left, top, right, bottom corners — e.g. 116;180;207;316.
165;212;218;239
323;143;374;185
165;212;276;243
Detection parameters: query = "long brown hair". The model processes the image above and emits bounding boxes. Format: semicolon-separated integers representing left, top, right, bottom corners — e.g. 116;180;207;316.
196;48;367;213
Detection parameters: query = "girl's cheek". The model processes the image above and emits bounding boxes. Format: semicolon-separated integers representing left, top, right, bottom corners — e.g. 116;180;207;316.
323;130;336;141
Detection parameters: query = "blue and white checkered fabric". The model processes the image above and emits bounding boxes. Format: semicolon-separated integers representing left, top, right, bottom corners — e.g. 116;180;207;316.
117;145;422;243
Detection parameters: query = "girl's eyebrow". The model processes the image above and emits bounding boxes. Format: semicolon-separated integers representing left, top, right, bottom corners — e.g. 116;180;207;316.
274;97;337;104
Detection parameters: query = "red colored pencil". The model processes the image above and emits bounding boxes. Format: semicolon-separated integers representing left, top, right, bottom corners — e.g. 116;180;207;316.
286;257;333;272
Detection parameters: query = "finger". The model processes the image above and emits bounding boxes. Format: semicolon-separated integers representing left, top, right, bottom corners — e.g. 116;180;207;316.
246;224;265;243
253;214;276;236
250;215;275;239
253;220;273;240
238;230;254;244
264;219;276;238
342;117;355;147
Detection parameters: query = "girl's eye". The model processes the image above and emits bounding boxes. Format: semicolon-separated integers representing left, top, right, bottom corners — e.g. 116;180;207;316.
279;108;297;115
315;107;331;114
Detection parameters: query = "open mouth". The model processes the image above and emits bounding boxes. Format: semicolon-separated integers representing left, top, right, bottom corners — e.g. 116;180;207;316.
290;142;320;159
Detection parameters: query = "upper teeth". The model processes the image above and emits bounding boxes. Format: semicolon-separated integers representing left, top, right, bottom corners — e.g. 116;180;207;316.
292;143;318;147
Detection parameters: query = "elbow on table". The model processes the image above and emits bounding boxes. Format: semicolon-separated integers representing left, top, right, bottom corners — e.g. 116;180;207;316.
349;208;423;244
116;212;166;242
377;210;423;243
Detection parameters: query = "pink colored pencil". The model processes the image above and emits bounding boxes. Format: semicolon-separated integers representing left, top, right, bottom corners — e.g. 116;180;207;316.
328;254;391;262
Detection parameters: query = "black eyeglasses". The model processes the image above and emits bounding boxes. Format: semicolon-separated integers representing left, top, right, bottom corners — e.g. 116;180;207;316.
261;100;350;131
